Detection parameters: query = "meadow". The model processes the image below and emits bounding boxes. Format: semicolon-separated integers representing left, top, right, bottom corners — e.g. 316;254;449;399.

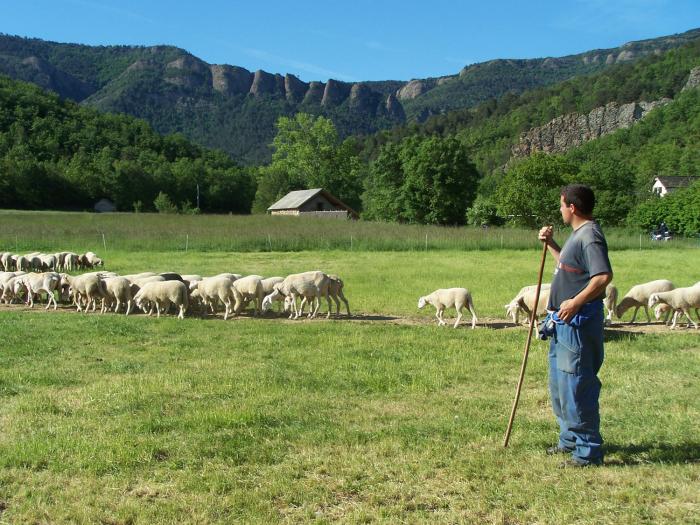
1;210;699;253
0;212;698;523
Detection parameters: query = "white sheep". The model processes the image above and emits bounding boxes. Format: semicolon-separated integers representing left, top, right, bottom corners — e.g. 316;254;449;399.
16;272;61;309
0;252;13;271
418;288;478;329
505;284;551;325
232;275;264;316
134;281;189;319
653;303;676;326
101;277;134;315
262;271;331;319
258;277;285;312
327;274;350;316
648;285;700;329
191;276;237;319
611;280;675;323
61;273;106;312
0;273;28;304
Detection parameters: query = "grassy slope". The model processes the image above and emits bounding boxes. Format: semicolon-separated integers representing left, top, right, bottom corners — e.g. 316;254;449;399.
0;248;698;523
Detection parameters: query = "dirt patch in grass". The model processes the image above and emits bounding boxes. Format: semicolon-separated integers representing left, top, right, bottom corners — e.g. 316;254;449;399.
2;303;694;335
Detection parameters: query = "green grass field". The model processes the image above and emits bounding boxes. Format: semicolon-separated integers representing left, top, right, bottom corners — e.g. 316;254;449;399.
0;214;698;523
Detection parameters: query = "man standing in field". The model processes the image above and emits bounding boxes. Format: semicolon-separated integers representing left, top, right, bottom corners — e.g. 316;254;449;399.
538;184;613;467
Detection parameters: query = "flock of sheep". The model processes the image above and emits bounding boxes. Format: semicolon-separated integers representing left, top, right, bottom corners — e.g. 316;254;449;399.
1;249;699;330
505;279;700;330
0;250;350;321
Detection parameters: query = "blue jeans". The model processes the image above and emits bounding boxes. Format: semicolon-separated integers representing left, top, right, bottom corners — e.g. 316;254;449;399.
548;301;605;464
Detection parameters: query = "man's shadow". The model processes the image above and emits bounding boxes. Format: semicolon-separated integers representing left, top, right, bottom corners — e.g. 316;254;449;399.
603;442;700;466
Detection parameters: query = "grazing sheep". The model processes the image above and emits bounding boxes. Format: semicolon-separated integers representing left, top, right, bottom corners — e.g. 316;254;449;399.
81;251;104;268
418;288;478;329
262;271;331;319
0;273;28;304
232;275;264;316
101;277;134;315
613;280;675;323
0;252;13;271
327;274;350;316
653;303;676;326
15;255;30;272
602;284;618;325
39;254;57;271
134;281;189;319
648;285;700;329
61;273;106;312
257;277;285;313
505;284;551;325
191;276;237;319
16;272;61;309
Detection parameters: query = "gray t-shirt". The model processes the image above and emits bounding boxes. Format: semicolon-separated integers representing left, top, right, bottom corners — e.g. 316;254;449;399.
548;221;613;310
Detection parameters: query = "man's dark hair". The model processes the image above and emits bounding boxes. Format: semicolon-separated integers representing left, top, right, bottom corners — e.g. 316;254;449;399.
561;184;595;216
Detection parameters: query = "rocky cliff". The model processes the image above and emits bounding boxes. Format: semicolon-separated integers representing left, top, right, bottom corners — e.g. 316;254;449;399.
511;99;671;157
512;66;700;158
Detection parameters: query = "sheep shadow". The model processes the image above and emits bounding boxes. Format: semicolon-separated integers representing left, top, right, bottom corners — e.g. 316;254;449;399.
603;441;700;466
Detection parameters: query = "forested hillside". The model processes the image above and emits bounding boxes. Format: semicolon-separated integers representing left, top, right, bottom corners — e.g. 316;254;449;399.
0;75;254;212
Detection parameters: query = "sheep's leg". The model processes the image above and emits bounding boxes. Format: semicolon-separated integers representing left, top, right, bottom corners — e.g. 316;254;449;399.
468;301;478;330
643;306;651;323
178;304;185;320
298;297;308;318
630;306;639;323
155;300;162;318
125;300;132;316
224;300;231;321
435;307;444;326
453;306;463;329
316;296;324;319
681;308;698;329
338;290;350;316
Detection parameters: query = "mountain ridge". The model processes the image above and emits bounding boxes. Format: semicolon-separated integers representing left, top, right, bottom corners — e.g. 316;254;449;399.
1;28;699;163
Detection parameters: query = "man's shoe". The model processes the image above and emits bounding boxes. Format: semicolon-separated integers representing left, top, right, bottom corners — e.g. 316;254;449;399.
559;457;603;468
546;445;571;456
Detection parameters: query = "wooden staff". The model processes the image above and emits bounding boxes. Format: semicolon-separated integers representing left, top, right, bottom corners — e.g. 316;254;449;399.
503;240;549;447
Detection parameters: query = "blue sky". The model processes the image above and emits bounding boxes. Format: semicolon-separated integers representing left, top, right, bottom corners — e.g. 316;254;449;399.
3;0;699;82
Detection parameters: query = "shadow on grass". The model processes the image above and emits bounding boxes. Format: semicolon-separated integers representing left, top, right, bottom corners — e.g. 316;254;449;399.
603;329;644;342
604;442;700;466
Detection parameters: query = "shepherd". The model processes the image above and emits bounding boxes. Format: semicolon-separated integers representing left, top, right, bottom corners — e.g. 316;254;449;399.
539;184;613;467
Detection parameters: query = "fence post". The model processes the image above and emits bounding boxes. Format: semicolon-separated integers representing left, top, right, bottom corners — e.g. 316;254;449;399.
185;234;189;253
350;235;353;250
267;234;272;252
425;233;428;251
102;233;107;251
639;234;642;251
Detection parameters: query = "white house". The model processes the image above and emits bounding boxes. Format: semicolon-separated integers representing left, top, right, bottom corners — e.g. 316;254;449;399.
652;176;696;196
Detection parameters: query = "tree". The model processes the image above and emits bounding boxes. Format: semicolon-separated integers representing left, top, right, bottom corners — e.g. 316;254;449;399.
153;192;178;214
362;135;479;225
401;136;478;224
496;153;575;227
252;113;363;212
